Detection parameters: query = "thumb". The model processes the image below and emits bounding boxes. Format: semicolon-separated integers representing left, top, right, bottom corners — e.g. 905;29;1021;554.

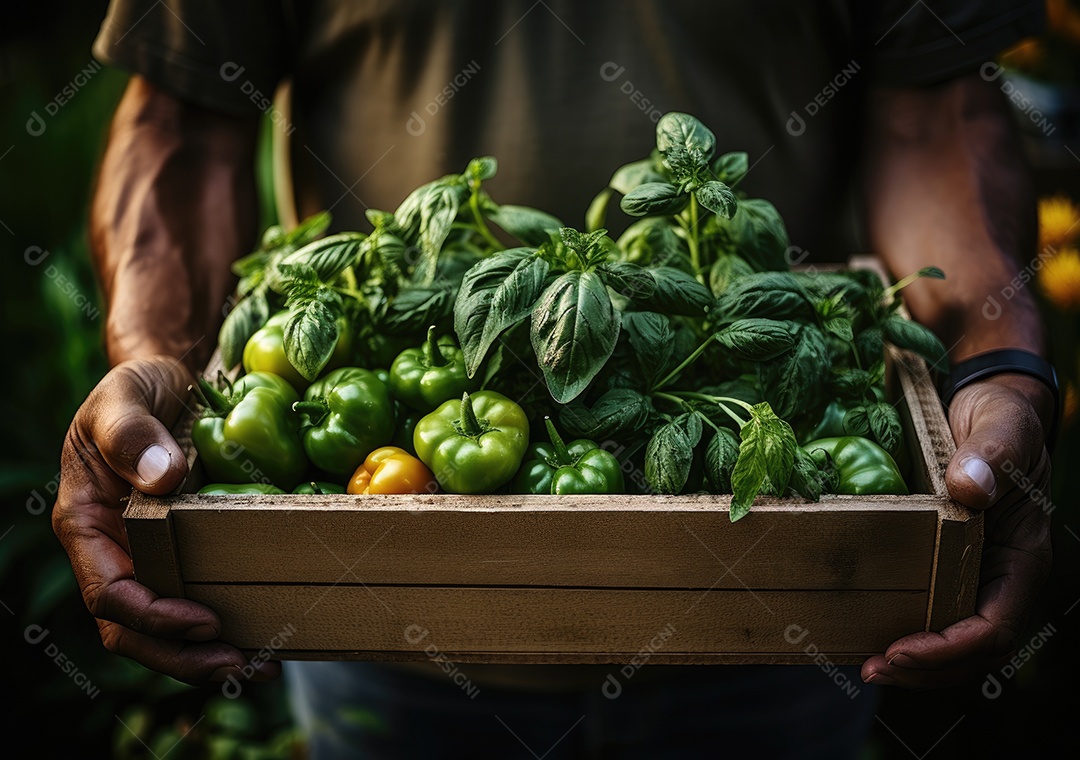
83;358;193;495
945;385;1044;511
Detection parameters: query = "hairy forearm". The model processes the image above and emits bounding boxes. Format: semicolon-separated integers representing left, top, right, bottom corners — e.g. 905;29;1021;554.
91;76;259;369
865;72;1044;361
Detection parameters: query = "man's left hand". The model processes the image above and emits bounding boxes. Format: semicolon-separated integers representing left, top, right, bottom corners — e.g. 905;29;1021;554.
861;373;1054;688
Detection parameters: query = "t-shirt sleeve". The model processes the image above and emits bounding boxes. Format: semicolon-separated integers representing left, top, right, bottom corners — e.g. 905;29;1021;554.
92;0;289;116
869;0;1045;86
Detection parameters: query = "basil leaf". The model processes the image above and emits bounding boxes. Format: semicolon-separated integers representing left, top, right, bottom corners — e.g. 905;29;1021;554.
881;315;948;371
586;188;612;233
720;272;814;321
635;267;714;317
842;405;871;436
620;182;690;218
383;284;456;336
281;232;365;282
559;388;652;441
726;198;790;272
416;185;464;274
823;315;854;343
475;255;551;374
488;205;564;247
656;112;716;162
284;211;332;247
695;181;737;219
829;367;875;401
615;218;685;267
730;403;796;521
467;156;497;181
788;447;824;501
609;158;667;195
599;262;656;301
868;402;902;456
760;325;830;418
712;151;749;186
284;300;339;381
219;290;269;370
704;427;740;492
644;412;701;494
623;312;676;388
709;254;754;298
714;318;797;361
531;271;621;403
854;326;884;368
454;249;542;375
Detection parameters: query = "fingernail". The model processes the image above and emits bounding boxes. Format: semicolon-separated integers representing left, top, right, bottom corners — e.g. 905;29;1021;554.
865;672;895;686
186;624;218;642
887;653;920;669
136;445;171;486
210;665;241;682
961;457;996;499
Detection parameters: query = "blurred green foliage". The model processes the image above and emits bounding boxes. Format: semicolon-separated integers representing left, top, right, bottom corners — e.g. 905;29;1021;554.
0;4;295;757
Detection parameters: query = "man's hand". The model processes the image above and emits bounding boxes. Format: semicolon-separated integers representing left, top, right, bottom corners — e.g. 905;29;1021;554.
861;374;1053;688
57;76;262;681
53;356;279;685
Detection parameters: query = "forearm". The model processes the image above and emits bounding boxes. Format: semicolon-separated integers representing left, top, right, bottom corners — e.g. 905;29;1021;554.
865;73;1044;361
91;76;259;369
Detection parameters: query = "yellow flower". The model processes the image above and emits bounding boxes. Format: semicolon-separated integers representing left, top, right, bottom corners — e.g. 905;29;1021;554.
1038;195;1080;252
1039;247;1080;311
1000;38;1045;71
1063;382;1077;431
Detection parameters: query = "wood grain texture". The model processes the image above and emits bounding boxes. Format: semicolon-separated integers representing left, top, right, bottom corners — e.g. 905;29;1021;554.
169;496;938;589
928;507;983;631
186;584;927;657
124;495;185;598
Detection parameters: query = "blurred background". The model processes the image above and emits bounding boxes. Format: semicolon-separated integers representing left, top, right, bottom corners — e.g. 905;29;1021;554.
0;2;1077;757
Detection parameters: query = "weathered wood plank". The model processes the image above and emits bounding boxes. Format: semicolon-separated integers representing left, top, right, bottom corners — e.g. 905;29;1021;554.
187;585;927;656
171;498;938;589
928;504;983;630
123;494;184;598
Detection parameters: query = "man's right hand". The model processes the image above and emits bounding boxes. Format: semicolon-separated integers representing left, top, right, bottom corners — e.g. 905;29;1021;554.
53;356;279;684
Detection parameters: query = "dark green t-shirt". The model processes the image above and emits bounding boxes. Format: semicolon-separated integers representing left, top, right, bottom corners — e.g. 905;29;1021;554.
93;0;1042;259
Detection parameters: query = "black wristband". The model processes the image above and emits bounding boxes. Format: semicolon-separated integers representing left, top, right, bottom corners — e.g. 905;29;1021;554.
939;349;1060;452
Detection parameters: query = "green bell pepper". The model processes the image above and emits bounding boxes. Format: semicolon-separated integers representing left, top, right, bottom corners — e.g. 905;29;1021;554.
198;483;285;495
292;480;347;494
414;391;529;493
293;367;395;476
803;436;907;495
191;372;307;490
513;417;625;495
389;326;477;412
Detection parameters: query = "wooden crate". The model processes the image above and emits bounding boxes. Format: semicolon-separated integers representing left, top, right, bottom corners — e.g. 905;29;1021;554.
124;347;980;666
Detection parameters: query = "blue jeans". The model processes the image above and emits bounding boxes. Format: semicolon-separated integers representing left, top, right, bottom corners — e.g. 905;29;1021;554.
284;661;877;759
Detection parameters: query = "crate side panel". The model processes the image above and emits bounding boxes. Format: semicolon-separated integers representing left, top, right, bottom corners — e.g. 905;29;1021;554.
187;585;927;656
172;503;938;589
124;493;184;598
928;510;983;630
